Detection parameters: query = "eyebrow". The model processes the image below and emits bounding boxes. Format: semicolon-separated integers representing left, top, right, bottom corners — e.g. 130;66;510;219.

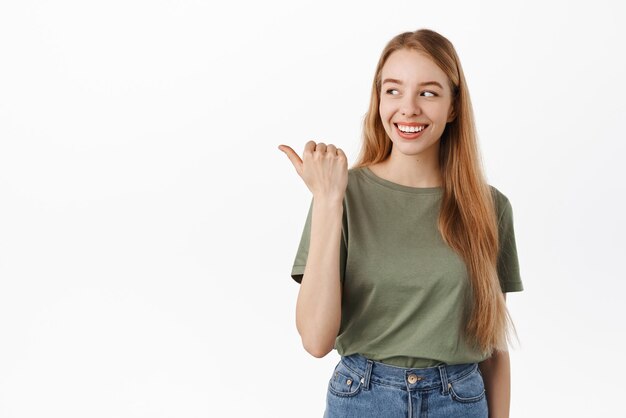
381;78;444;89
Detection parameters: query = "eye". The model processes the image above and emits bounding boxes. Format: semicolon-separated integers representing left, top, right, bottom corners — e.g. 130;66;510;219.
422;91;437;97
385;88;399;95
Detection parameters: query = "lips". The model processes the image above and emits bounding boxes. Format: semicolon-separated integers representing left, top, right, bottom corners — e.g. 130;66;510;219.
394;122;429;129
394;123;428;139
394;122;428;126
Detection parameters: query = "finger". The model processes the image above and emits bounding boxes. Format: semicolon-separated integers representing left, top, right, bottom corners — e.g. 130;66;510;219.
303;141;316;157
304;141;316;152
336;148;348;163
278;144;303;176
315;142;327;153
326;144;338;155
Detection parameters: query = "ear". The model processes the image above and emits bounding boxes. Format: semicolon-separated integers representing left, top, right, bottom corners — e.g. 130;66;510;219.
447;104;456;123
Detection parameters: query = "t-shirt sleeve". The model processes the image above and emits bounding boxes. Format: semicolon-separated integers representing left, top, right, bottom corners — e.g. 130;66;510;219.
496;197;524;293
290;197;348;285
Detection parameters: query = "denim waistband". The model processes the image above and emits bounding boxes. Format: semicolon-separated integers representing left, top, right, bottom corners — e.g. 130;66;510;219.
340;353;479;392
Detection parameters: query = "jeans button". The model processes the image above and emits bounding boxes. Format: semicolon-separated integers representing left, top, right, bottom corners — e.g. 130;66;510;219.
407;374;423;384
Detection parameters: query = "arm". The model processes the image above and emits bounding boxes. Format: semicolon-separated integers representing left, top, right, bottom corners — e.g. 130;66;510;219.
279;142;348;359
295;198;343;358
478;293;511;418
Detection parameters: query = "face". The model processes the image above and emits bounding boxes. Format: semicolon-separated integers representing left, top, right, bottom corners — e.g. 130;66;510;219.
379;49;456;160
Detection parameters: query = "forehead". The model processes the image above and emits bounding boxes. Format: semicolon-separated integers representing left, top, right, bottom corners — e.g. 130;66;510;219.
381;49;449;87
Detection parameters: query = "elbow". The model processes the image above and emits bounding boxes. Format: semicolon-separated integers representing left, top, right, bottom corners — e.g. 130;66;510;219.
301;338;333;358
295;308;340;359
296;320;335;359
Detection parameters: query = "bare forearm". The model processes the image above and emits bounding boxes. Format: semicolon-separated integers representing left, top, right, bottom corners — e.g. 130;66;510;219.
479;350;511;418
295;197;343;357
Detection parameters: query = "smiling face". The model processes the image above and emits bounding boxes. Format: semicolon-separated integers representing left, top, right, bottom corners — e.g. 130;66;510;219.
379;48;456;160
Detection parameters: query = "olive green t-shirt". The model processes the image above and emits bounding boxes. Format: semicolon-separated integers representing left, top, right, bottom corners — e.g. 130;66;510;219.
290;166;524;368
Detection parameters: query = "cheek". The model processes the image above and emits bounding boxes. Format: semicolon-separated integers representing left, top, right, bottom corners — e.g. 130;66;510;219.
378;101;392;122
438;102;454;118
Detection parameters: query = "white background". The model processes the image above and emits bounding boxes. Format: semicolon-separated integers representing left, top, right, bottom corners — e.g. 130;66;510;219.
1;0;624;417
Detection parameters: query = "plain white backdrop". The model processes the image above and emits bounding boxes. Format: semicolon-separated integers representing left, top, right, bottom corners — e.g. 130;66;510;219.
1;0;624;417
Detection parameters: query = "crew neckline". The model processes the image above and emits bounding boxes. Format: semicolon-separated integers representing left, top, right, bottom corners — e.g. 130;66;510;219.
359;166;444;195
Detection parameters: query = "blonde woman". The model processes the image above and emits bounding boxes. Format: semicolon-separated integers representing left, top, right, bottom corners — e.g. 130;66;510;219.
279;28;523;418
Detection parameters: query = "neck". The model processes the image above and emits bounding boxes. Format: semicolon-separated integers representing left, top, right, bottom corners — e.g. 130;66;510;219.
376;147;443;188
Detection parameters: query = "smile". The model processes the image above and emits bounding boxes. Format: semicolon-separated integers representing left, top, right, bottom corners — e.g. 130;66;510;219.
396;124;427;133
394;123;428;140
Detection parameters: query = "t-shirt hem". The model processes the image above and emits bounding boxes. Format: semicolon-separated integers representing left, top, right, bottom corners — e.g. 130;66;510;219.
502;281;524;292
336;348;484;368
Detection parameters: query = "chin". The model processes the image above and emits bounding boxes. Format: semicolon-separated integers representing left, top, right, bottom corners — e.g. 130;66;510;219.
394;140;438;155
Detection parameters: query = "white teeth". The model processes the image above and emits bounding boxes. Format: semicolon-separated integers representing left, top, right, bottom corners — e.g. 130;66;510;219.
397;124;426;133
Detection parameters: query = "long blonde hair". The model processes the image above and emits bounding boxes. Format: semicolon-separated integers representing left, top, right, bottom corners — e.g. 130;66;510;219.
352;29;518;356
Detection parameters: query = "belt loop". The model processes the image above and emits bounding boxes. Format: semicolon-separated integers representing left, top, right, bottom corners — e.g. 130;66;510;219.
438;364;450;395
361;359;374;391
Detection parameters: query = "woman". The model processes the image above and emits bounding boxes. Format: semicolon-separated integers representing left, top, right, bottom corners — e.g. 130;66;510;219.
278;28;524;418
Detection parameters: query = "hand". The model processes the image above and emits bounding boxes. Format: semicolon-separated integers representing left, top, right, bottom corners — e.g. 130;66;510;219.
278;141;348;202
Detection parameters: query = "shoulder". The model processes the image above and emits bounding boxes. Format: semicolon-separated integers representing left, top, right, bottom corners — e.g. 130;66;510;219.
348;166;364;177
347;166;367;187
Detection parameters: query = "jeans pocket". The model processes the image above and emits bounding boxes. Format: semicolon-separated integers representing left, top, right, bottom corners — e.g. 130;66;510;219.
448;366;486;404
327;360;363;398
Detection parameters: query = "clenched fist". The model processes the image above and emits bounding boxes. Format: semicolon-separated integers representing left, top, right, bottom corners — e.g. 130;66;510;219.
278;141;348;203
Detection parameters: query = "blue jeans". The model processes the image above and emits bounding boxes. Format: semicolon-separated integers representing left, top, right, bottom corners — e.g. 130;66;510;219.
324;353;488;418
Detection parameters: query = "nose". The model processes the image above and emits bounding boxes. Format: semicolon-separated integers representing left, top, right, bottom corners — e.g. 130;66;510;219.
400;96;421;116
